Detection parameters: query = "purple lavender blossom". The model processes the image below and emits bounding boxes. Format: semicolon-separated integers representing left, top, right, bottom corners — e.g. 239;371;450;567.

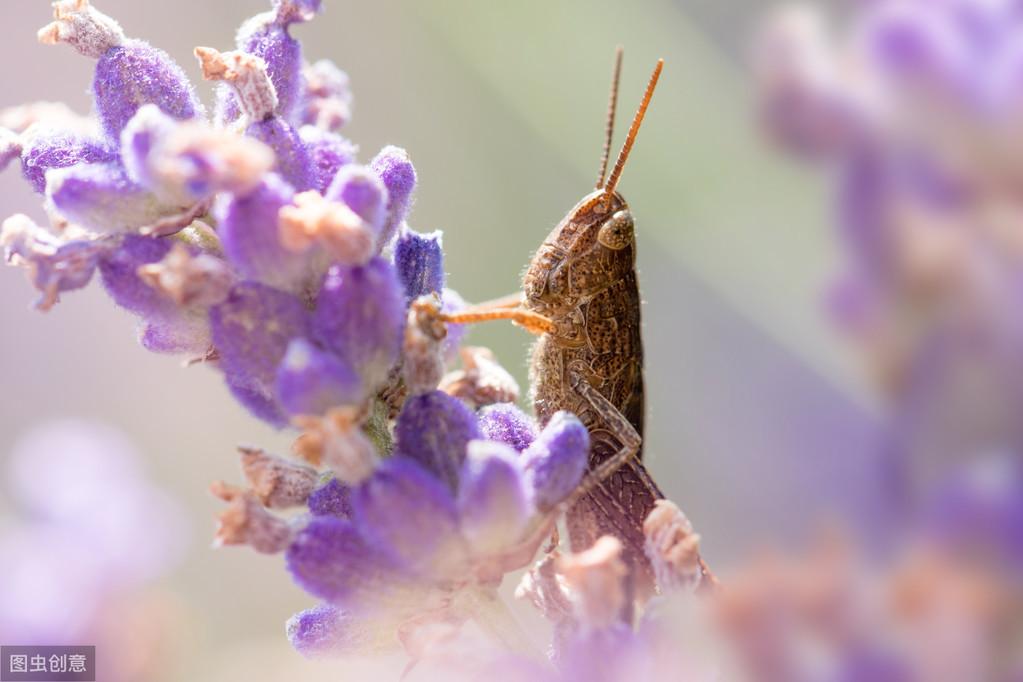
299;125;356;193
394;390;481;491
325;165;387;236
209;281;310;425
522;411;590;510
395;227;445;301
19;130;117;193
312;257;405;392
217;174;308;291
275;338;362;417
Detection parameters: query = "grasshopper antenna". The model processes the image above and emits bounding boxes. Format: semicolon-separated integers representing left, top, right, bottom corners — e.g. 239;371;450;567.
603;58;663;196
596;46;624;190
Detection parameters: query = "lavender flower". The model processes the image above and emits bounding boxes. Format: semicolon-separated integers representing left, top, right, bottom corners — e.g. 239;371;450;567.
755;0;1023;496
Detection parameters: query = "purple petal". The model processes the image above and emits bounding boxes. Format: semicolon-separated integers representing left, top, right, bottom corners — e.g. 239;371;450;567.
325;165;386;235
478;403;539;453
275;338;363;416
458;440;532;554
218;175;309;291
209;281;310;424
286;516;409;608
98;234;173;316
93;40;203;139
522;411;589;510
46;162;184;233
394;390;481;492
394;227;444;301
20;131;117;194
352;457;466;578
312;257;405;392
299;125;356;193
369;146;416;249
307;477;353;518
225;374;289;427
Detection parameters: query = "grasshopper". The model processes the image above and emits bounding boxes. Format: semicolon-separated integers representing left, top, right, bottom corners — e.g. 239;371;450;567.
439;50;712;596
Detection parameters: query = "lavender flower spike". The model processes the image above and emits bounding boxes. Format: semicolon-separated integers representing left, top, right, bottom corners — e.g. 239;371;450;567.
20;128;117;194
477;402;538;453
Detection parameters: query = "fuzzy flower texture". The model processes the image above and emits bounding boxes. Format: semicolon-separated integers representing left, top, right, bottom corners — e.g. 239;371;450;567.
0;0;708;668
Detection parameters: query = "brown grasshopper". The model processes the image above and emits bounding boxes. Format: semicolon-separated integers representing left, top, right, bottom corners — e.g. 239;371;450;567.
439;50;712;596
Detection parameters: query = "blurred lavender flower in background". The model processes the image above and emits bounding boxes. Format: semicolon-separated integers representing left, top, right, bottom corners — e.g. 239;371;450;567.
755;0;1023;501
0;420;187;681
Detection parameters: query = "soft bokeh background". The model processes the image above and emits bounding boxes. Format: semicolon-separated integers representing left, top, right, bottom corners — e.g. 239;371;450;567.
0;0;880;678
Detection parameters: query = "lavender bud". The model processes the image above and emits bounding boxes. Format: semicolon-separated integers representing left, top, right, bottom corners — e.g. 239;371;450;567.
210;481;293;554
369;146;416;249
20;129;117;193
325;165;387;237
1;213;106;310
440;346;521;410
299;125;356;193
275;338;362;416
285;515;408;608
478;402;538;453
352;457;467;578
278;191;375;265
458;440;531;555
395;227;444;302
136;242;234;307
46;162;186;233
93;39;203;139
300;59;353;132
307;477;353;518
218;175;310;291
403;297;448;396
556;536;628;630
394;390;481;492
312;258;405;392
209;281;310;425
522;411;589;511
238;445;319;509
643;500;702;593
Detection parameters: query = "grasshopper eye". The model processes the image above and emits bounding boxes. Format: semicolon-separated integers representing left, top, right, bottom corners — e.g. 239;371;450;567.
597;210;634;250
